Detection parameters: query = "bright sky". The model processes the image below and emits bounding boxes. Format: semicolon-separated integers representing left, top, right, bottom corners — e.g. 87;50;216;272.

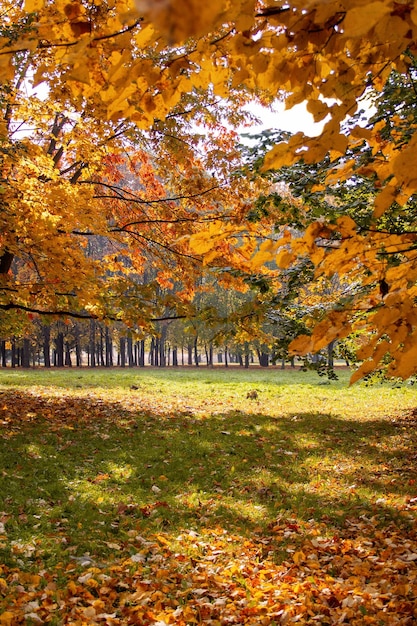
246;92;376;137
244;100;327;137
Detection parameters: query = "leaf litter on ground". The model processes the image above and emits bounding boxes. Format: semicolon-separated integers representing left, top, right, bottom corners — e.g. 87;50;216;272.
0;368;416;624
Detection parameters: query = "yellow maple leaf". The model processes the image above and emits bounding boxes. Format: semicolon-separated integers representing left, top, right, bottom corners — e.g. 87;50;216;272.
350;359;378;385
276;249;294;268
343;3;391;38
293;550;305;565
306;98;330;122
373;184;397;218
392;136;417;198
262;133;307;171
289;334;313;356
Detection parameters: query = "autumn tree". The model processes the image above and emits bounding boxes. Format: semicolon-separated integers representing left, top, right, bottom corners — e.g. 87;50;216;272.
0;0;265;340
3;1;417;377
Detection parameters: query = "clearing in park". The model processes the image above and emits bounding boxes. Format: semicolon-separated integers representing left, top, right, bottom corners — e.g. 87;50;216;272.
0;367;416;624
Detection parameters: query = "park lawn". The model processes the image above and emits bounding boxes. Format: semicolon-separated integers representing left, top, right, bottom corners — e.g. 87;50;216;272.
0;367;416;624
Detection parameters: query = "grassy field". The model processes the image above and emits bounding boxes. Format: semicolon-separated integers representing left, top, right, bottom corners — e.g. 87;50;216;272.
0;367;416;624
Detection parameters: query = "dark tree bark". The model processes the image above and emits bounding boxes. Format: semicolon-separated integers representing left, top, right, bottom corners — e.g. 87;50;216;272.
0;340;6;367
119;337;126;368
257;350;269;367
11;337;18;367
21;338;31;368
244;343;250;369
127;335;134;367
172;346;178;367
74;324;82;367
159;326;167;367
328;341;335;368
89;320;96;367
55;332;64;367
43;325;51;368
138;339;145;367
105;326;113;367
193;336;199;367
65;342;72;366
98;325;105;366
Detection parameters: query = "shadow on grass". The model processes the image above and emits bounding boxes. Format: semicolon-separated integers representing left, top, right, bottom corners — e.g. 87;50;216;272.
0;389;416;568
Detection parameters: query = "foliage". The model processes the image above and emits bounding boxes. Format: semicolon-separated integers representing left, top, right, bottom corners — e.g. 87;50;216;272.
0;368;417;623
0;0;265;333
3;1;417;378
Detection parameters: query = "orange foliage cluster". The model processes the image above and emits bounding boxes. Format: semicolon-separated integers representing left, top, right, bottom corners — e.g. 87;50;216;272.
2;1;417;376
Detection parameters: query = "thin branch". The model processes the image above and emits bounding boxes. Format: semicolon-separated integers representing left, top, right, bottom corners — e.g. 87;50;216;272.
0;301;190;323
0;302;103;319
0;19;143;56
124;230;201;262
112;215;224;231
82;179;222;203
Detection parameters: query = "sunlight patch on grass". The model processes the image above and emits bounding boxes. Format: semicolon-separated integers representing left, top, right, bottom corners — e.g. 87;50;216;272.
24;443;43;458
64;478;121;507
102;461;135;481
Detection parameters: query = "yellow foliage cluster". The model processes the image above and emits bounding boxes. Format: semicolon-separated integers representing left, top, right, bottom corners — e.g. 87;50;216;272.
2;0;417;376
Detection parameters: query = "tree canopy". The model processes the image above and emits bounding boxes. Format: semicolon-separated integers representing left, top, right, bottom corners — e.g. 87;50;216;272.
2;0;417;379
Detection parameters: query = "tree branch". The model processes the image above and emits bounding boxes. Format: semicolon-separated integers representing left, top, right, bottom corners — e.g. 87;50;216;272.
0;302;189;324
0;19;143;56
82;179;222;203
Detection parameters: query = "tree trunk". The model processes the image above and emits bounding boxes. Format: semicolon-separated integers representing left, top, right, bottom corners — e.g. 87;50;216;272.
328;341;335;368
138;339;145;367
153;338;159;367
105;326;113;367
0;340;6;367
159;325;167;367
89;320;96;367
11;339;17;368
244;343;250;369
127;335;134;367
98;325;105;366
193;336;199;367
74;325;82;367
119;337;126;368
22;338;30;368
55;332;64;367
257;349;269;367
43;325;51;368
172;346;178;367
65;342;72;367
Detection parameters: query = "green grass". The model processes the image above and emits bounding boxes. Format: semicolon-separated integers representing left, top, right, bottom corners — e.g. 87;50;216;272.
1;367;415;562
0;367;416;623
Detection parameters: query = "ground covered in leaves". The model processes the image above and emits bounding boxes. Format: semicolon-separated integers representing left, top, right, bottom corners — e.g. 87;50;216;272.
0;368;416;624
